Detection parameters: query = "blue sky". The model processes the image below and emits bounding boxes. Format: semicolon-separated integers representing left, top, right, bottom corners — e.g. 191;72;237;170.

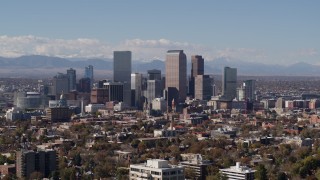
0;1;319;64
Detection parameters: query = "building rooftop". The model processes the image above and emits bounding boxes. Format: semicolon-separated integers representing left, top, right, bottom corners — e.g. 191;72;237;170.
131;159;183;170
220;162;256;174
167;50;183;54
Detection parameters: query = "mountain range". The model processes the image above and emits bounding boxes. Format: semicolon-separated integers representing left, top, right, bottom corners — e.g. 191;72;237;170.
0;55;319;78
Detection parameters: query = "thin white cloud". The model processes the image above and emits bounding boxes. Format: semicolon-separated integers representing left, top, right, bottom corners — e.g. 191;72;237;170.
0;35;294;64
216;48;267;61
289;48;318;57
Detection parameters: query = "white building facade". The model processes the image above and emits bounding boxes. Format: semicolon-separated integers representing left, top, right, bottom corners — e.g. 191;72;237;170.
130;159;184;180
220;162;255;180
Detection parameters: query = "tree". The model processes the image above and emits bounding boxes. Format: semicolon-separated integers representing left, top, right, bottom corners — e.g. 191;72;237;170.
50;171;60;180
60;167;76;180
206;172;228;180
206;165;219;177
315;168;320;179
0;154;11;164
277;172;287;180
116;168;129;180
255;164;268;180
131;139;140;148
138;141;147;153
29;171;43;180
74;153;82;166
185;168;197;180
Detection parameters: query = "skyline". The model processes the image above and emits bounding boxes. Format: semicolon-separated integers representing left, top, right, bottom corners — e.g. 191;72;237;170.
0;1;319;65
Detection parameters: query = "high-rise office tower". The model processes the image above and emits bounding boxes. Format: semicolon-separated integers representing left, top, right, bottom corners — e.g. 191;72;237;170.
195;75;213;100
147;69;163;104
165;50;187;106
67;68;76;91
131;73;143;109
189;55;204;97
113;51;132;106
52;73;69;99
222;67;237;101
103;82;124;102
147;80;162;103
90;88;109;104
243;80;256;102
78;77;91;93
84;65;93;88
147;69;162;80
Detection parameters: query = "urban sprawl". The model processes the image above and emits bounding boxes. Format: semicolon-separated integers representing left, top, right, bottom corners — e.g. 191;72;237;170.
1;50;320;179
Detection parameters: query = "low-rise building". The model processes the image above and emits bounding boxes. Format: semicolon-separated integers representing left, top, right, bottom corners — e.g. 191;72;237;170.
220;162;255;180
180;154;212;180
152;98;167;112
129;159;184;180
85;104;106;113
154;129;177;138
211;126;238;138
283;137;313;147
0;163;16;177
46;107;72;122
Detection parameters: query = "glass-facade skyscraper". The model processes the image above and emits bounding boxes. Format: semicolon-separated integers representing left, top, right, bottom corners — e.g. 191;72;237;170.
84;65;93;88
131;73;143;109
243;79;256;102
222;67;237;101
67;68;76;91
113;51;132;106
165;50;187;107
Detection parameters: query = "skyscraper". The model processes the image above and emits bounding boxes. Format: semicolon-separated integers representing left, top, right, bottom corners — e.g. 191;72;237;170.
131;73;143;109
190;55;204;97
103;82;124;102
195;75;213;100
146;69;163;104
78;77;91;93
147;80;162;103
222;67;237;101
243;80;256;102
147;69;161;80
165;50;187;106
52;73;69;99
67;68;76;91
84;65;93;88
114;51;132;106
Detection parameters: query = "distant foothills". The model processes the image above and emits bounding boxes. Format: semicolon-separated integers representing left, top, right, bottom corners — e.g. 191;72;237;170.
0;55;319;78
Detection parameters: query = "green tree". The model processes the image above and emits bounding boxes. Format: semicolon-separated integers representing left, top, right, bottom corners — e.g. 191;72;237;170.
116;168;129;180
255;164;268;180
